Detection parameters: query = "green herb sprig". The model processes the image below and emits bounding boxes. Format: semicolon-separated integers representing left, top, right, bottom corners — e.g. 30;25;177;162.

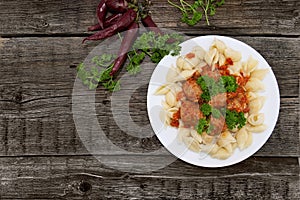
76;53;120;91
168;0;225;26
77;32;183;91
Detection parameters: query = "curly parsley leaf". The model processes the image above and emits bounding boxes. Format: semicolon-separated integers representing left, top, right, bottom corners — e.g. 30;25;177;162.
196;118;209;134
225;109;246;130
168;0;225;26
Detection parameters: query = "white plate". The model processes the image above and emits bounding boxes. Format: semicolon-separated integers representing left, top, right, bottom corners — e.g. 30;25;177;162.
147;35;280;167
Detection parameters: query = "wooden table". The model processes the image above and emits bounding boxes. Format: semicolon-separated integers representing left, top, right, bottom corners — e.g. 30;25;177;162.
0;0;299;199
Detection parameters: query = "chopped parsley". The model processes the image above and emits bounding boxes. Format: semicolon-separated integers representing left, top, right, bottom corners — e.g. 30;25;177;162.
200;103;212;116
195;118;209;134
225;109;246;130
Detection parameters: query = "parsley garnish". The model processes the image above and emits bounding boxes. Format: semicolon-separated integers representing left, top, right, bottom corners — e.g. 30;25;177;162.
77;32;183;91
196;118;209;134
168;0;225;26
76;53;120;91
220;75;238;92
200;103;212;116
197;75;238;101
225;109;246;130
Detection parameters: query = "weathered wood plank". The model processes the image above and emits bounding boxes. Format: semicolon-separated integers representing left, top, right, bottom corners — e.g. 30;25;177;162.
0;156;299;199
0;97;298;157
0;0;299;36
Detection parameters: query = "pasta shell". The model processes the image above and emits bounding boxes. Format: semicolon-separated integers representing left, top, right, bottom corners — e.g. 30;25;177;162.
245;78;265;92
165;91;176;107
212;39;227;54
224;48;242;62
247;113;264;126
236;127;248;150
184;53;200;69
229;62;242;76
176;70;196;81
155;84;171;95
205;48;218;66
190;129;203;143
167;107;179;118
211;148;231;160
218;53;226;66
247;92;258;101
161;100;170;110
246;56;258;73
177;127;191;143
251;69;269;80
176;56;185;70
202;132;214;144
244;131;253;148
249;96;266;114
183;137;201;153
201;143;219;155
246;124;267;133
218;131;236;147
224;144;233;154
166;66;178;82
192;46;206;60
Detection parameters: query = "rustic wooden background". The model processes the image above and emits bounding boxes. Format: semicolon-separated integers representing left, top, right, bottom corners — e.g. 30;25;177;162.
0;0;299;199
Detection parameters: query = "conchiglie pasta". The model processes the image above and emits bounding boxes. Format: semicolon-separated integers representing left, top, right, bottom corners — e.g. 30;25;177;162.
251;68;269;80
205;48;219;66
177;128;191;143
242;56;258;75
211;148;231;160
191;129;203;143
192;46;206;60
236;127;248;150
249;96;266;114
244;131;253;148
166;107;179;118
176;69;196;81
165;91;176;107
246;124;267;133
217;131;236;147
229;62;242;76
155;84;171;95
183;137;201;152
224;48;242;62
218;53;226;66
247;113;264;126
245;78;265;92
166;66;178;82
176;56;185;69
212;39;227;54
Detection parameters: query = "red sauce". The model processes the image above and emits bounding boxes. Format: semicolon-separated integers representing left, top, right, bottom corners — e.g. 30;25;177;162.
225;58;233;65
185;52;195;59
170;109;181;128
236;75;250;86
226;87;249;113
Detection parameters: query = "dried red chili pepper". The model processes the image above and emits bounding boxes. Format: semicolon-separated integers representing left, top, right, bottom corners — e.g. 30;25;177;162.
83;9;137;43
97;0;108;29
88;13;123;31
141;15;163;35
110;22;139;76
106;0;128;13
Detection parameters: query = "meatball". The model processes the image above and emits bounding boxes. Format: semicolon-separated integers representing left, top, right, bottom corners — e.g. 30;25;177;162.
182;78;203;102
180;100;203;128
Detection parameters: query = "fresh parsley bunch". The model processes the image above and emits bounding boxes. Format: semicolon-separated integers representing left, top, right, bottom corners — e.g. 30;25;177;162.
168;0;225;26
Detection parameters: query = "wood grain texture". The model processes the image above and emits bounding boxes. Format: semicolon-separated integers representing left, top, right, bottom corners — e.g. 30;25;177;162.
0;0;299;36
0;156;299;199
